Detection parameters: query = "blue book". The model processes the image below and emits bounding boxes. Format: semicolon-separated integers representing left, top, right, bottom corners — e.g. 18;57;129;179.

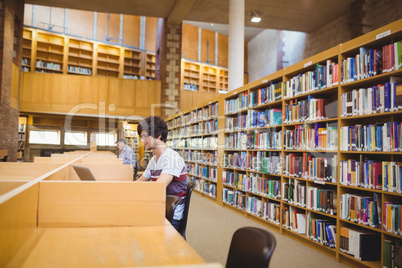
384;82;390;112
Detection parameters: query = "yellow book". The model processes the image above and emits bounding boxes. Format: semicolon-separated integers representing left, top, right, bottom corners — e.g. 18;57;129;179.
387;204;392;232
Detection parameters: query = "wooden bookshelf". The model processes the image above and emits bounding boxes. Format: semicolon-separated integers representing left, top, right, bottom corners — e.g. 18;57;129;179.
219;68;228;94
21;29;33;73
67;38;94;76
145;52;156;80
96;44;121;78
182;59;201;91
123;49;142;79
166;19;402;268
17;116;27;162
34;31;65;74
201;64;218;93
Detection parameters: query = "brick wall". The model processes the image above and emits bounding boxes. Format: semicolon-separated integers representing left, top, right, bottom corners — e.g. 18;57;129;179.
0;0;24;162
157;19;182;118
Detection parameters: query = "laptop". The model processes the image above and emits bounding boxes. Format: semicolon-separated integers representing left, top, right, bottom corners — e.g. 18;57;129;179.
72;165;97;181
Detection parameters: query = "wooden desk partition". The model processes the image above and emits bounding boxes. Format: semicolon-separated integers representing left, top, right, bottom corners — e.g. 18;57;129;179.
0;163;64;180
68;163;133;181
0;184;38;268
38;181;165;227
34;157;78;163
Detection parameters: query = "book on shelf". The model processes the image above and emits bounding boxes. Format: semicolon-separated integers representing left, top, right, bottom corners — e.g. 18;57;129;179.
307;213;336;248
339;226;381;261
383;240;402;268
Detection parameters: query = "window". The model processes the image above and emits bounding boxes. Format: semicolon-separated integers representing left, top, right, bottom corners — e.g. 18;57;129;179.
64;131;87;146
29;130;60;145
95;133;116;146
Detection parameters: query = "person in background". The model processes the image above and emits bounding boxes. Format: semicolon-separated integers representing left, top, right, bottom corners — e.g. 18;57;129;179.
116;138;136;176
136;116;187;232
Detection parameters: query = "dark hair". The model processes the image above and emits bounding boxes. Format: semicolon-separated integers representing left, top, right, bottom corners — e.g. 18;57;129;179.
117;138;127;144
137;116;168;142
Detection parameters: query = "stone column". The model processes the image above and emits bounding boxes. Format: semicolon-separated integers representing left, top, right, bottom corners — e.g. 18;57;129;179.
155;18;182;118
0;0;24;162
228;0;244;91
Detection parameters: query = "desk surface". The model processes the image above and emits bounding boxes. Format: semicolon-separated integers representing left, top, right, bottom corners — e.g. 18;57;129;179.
8;223;205;267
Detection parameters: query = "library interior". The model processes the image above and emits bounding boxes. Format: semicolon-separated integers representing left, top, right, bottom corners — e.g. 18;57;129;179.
1;0;402;267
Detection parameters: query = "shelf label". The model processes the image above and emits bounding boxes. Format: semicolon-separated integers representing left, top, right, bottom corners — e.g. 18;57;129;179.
304;61;313;68
209;101;211;104
262;79;268;83
376;30;391;40
314;180;325;185
232;91;237;95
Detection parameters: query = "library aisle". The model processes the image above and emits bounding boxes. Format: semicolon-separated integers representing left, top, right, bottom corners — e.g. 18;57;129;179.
187;193;348;267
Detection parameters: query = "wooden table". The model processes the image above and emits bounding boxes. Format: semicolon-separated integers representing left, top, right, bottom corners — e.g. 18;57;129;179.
8;222;205;267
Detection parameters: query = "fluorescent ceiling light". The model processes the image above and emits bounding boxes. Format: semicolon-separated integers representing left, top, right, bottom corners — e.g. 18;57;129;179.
250;11;261;23
251;16;261;23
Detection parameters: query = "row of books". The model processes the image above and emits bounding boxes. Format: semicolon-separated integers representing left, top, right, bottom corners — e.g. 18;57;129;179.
124;130;137;137
341;78;402;117
282;206;306;234
188;164;217;181
340;122;402;152
247;130;282;150
246;196;263;217
168;137;218;149
383;202;402;235
307;214;336;248
383;240;401;268
284;98;338;124
284;60;339;99
180;150;217;166
21;67;30;72
248;81;282;107
340;226;381;261
18;133;25;141
223;171;246;190
223;152;248;170
222;189;246;210
176;103;219;126
339;193;381;228
225;92;249;114
21;58;30;66
224;132;247;150
306;187;337;216
190;177;217;198
263;201;281;225
36;60;61;70
283;153;338;183
17;151;24;159
18;123;26;132
68;65;92;75
282;179;306;207
284;122;338;151
123;75;140;79
341;41;402;84
244;174;281;199
171;120;218;137
247;109;282;128
18;141;25;150
225;114;247;131
183;83;198;91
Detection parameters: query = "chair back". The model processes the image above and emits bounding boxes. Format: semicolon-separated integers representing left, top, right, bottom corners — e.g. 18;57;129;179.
226;227;276;268
177;182;195;239
166;195;180;223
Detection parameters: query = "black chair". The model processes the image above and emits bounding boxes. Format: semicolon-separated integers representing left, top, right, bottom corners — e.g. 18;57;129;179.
177;182;195;239
226;227;276;268
166;195;180;223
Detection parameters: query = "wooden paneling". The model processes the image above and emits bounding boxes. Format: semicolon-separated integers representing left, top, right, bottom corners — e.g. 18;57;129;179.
122;15;140;48
20;73;161;117
11;63;19;109
97;13;120;43
0;184;38;267
200;28;215;64
145;17;157;52
180;90;219;111
0;181;27;196
67;9;94;39
37;181;165;227
0;163;64;181
217;33;228;67
182;23;199;61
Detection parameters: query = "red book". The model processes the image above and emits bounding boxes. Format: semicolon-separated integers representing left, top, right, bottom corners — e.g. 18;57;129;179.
373;162;382;190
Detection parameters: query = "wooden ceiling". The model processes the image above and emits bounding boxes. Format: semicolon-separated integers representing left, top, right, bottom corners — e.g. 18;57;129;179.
25;0;355;33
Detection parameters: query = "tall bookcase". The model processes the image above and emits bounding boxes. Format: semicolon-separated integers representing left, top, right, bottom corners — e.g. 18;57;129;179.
35;31;64;74
21;28;33;72
219;68;228;94
201;64;218;93
145;52;156;80
123;49;142;79
167;98;220;200
166;19;402;268
67;38;94;76
96;44;121;77
182;60;201;91
17;116;27;162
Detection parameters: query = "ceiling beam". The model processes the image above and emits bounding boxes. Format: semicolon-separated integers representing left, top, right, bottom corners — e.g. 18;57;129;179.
167;0;197;25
